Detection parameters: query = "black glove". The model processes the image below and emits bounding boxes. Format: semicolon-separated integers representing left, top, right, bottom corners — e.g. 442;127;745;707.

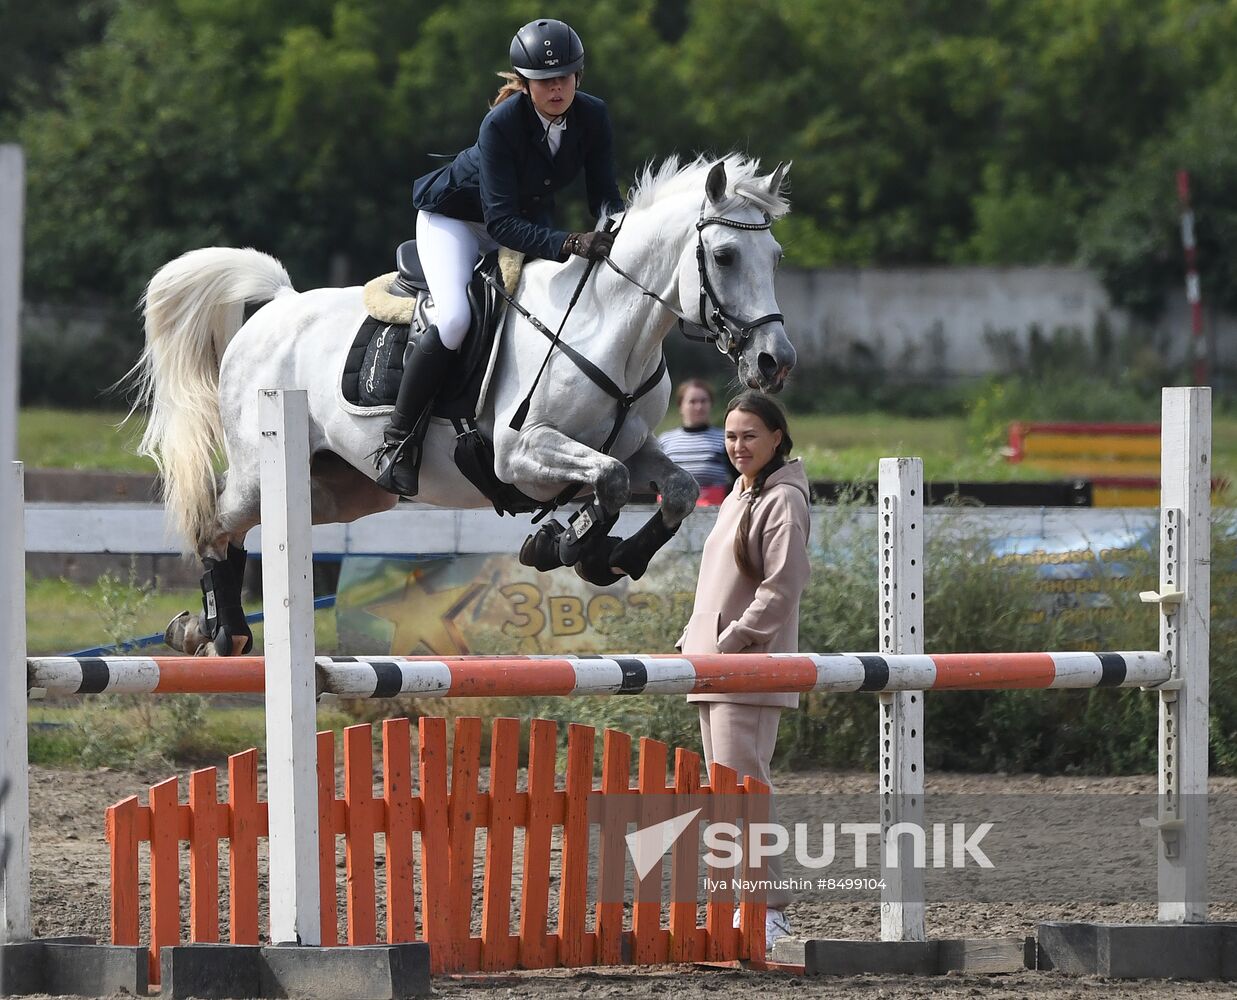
562;230;615;260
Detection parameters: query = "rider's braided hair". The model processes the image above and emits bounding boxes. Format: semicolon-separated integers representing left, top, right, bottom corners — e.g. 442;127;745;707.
727;392;793;580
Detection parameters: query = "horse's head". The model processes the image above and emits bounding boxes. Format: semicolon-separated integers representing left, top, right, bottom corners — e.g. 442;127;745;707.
674;159;796;393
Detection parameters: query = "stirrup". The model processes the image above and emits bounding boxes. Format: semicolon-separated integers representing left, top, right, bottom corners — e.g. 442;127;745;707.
375;418;427;496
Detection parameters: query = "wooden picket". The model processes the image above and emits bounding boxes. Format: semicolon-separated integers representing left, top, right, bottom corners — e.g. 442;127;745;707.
106;716;768;985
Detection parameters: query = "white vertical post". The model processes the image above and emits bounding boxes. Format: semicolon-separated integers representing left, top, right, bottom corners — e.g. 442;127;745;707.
1156;387;1210;922
878;458;925;942
1;465;29;947
259;389;321;946
0;144;30;945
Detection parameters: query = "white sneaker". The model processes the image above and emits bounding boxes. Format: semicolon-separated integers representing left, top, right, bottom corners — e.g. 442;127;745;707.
765;909;792;950
732;908;793;950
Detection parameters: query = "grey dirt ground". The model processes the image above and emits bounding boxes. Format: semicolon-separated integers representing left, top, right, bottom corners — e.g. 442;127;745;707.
21;763;1237;998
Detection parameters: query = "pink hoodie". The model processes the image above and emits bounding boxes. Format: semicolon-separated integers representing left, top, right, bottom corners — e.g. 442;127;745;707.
677;458;812;708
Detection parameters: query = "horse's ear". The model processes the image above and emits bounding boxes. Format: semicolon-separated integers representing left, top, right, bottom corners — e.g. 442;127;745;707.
705;161;727;204
767;160;790;197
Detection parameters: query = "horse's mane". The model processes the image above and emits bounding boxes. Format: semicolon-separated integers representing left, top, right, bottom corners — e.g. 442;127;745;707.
625;153;790;220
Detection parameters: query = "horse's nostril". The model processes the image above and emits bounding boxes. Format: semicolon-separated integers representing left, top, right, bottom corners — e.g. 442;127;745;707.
757;352;778;380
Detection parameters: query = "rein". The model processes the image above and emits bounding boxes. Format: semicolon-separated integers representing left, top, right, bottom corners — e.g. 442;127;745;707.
478;195;778;517
479;245;667;519
481;216;666;519
484;265;667;455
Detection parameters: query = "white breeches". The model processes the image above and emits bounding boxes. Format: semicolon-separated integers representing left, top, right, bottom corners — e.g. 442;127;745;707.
415;210;499;350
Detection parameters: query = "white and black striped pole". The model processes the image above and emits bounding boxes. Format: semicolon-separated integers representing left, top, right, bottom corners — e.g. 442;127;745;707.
1176;170;1208;386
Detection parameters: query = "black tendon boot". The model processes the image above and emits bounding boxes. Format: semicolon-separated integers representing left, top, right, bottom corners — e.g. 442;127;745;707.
200;543;254;656
375;326;456;495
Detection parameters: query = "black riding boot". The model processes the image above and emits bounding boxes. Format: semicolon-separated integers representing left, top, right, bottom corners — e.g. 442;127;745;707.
375;325;456;495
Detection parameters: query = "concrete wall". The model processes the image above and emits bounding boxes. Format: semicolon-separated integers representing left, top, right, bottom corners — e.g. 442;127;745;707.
25;266;1237;385
774;266;1236;380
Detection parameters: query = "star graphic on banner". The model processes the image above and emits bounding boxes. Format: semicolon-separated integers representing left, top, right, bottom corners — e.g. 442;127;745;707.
366;565;487;655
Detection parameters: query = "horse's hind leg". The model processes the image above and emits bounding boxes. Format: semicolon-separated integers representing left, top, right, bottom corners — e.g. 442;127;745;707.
165;465;262;656
166;452;397;656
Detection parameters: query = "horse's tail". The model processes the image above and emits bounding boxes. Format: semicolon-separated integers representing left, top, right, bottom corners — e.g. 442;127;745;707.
124;247;294;553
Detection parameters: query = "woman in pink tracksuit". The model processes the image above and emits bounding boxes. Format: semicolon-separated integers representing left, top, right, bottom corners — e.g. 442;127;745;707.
677;391;811;950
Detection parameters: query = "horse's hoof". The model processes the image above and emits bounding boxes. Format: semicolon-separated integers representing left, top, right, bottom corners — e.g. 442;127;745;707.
574;536;625;587
608;538;655;581
165;611;210;655
211;624;254;657
574;561;625;587
213;635;249;657
607;513;678;581
520;520;566;571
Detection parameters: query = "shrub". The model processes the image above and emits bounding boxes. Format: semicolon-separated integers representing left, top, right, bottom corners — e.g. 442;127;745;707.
440;502;1237;777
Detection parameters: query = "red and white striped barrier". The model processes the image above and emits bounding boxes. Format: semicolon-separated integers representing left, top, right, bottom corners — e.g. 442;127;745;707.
27;650;1172;698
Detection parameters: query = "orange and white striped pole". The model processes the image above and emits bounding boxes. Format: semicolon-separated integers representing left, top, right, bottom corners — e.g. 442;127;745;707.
28;649;1174;696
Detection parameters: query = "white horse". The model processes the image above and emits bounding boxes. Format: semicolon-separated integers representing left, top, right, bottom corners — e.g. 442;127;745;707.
128;154;796;655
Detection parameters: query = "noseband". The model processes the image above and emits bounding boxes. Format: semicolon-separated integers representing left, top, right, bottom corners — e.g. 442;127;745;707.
603;200;784;364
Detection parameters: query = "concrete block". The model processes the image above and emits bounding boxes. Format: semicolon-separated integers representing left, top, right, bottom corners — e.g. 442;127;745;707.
783;936;1031;977
260;943;431;999
1100;923;1222;980
42;941;147;996
0;938;144;997
770;937;806;965
160;943;264;999
0;941;45;995
937;936;1033;973
1220;923;1237;980
1039;922;1231;980
798;939;939;976
1037;921;1098;974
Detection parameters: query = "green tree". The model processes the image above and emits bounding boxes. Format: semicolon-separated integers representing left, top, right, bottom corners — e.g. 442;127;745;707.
0;0;114;131
14;0;1237;332
1081;75;1237;318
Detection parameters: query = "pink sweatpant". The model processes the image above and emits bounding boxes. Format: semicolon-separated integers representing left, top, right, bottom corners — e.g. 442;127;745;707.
697;702;791;910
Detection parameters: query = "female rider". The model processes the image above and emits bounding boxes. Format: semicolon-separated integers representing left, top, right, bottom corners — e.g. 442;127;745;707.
375;18;625;494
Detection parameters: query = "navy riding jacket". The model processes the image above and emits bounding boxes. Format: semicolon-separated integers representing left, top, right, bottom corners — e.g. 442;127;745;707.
411;91;624;262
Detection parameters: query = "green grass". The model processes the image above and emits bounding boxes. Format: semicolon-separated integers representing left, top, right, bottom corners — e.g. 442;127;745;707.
25;575;339;655
22;404;1237;485
657;409;1237;485
28;701;356;767
789;413;1006;482
20;407;154;472
25;571;347;768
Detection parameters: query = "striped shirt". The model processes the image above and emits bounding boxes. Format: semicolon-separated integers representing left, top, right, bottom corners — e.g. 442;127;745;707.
657;425;734;487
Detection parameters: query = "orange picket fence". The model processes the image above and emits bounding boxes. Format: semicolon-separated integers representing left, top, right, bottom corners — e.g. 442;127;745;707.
107;717;772;985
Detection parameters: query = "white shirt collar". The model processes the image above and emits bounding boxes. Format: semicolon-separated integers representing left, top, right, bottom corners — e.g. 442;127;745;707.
535;108;567;156
535;108;567;133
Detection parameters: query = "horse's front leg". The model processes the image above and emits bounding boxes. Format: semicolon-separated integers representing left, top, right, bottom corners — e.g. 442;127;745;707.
501;425;631;572
599;437;700;581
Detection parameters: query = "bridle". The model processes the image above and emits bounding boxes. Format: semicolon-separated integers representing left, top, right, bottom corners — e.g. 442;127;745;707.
603;199;785;363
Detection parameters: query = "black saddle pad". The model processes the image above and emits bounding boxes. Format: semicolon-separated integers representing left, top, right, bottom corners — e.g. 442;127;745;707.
341;251;506;418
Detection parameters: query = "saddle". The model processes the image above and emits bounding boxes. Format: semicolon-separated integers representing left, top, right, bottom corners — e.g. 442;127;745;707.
342;242;543;516
342;241;517;417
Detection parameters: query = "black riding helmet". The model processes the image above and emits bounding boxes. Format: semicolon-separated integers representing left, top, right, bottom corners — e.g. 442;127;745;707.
509;18;584;79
